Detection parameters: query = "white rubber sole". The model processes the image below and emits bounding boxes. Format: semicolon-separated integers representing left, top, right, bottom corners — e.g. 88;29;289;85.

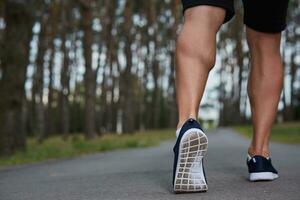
249;172;279;181
174;128;208;193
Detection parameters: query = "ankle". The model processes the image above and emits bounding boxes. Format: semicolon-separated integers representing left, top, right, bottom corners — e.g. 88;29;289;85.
248;146;270;158
176;122;184;130
177;115;197;129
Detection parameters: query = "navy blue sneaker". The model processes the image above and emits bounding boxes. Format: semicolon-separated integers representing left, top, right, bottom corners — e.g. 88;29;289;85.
173;118;208;193
247;155;279;181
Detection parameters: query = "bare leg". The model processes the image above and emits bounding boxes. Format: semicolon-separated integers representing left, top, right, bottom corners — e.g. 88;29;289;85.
246;27;283;157
176;6;225;129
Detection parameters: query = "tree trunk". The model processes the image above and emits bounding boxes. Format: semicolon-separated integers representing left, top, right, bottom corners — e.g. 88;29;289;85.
0;0;34;155
104;0;116;133
81;0;96;139
60;36;70;139
45;0;60;138
121;0;134;133
168;0;180;128
152;59;160;128
60;0;71;139
35;12;48;143
232;3;243;123
45;42;55;137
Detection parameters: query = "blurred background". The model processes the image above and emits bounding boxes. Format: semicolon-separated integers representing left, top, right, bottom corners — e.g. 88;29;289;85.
0;0;299;163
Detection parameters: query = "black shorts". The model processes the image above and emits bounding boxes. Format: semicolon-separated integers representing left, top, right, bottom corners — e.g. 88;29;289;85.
182;0;289;33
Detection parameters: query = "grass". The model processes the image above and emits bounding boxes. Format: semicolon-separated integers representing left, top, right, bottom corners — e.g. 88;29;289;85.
0;129;175;168
234;122;300;144
3;122;298;168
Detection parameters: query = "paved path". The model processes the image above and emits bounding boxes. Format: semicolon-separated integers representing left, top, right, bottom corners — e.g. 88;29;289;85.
1;128;300;200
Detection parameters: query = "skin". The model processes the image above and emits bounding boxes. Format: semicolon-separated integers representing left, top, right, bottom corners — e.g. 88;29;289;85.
246;28;283;157
176;6;225;127
176;6;283;157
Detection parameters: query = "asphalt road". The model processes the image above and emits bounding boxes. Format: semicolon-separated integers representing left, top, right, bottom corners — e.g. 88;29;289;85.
0;128;300;200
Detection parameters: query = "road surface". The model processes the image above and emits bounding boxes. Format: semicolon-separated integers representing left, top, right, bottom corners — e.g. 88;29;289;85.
0;128;300;200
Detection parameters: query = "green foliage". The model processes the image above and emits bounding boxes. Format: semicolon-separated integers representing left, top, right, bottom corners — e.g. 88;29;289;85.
234;122;300;144
0;129;175;168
